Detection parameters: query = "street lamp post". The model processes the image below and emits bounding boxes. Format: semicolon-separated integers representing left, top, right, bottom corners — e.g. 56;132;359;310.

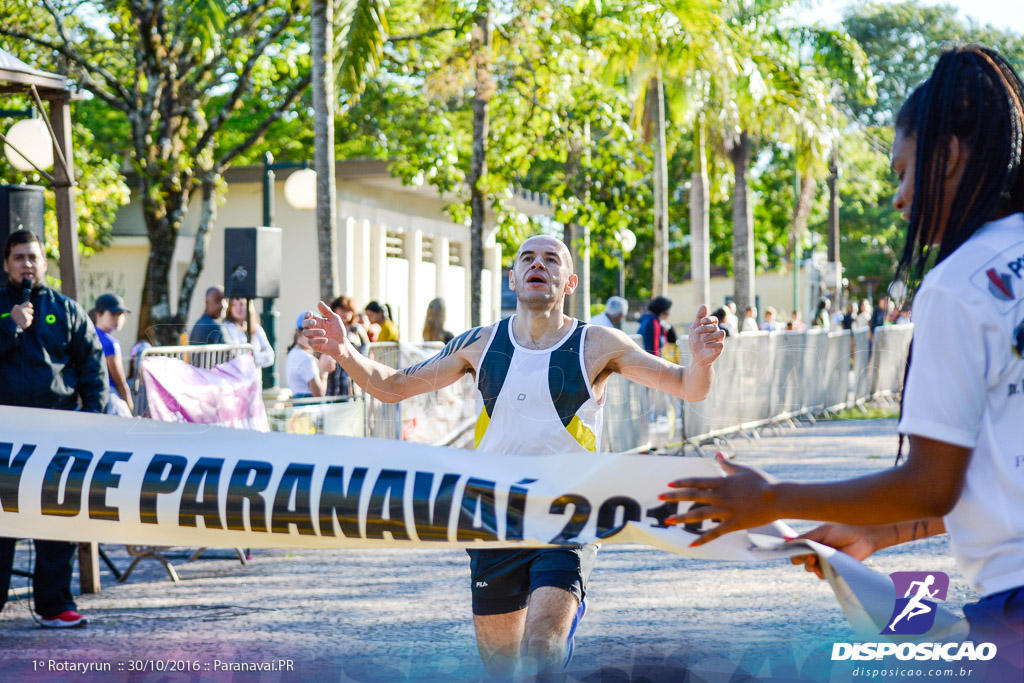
261;151;315;389
616;228;636;299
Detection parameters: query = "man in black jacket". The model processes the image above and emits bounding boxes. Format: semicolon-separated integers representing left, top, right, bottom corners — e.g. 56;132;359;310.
0;230;107;628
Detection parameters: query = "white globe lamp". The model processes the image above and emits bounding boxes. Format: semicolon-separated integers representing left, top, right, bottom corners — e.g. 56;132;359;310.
283;168;317;210
4;118;54;172
617;227;637;255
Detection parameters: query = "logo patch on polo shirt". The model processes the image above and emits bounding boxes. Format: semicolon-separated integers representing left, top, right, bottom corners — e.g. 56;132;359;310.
986;268;1015;301
970;240;1024;310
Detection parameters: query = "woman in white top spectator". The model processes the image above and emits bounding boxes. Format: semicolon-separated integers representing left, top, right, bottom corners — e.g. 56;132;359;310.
224;297;275;368
285;313;335;398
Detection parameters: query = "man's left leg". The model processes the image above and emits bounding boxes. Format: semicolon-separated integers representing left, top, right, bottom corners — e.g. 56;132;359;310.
520;546;597;675
520;585;581;675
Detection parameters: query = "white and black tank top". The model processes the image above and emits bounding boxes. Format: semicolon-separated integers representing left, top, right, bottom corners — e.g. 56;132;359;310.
474;316;603;455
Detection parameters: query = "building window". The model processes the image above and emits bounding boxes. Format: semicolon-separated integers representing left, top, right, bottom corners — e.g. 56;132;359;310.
386;229;405;258
422;235;435;263
449;241;462;266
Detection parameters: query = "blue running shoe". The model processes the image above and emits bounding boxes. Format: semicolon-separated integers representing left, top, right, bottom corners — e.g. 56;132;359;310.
563;596;587;670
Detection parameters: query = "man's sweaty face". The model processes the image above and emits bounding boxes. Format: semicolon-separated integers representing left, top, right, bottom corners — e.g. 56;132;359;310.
512;238;571;301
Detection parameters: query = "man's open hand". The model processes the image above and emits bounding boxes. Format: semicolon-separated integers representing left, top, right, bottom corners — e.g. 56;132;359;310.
301;301;350;361
688;304;725;367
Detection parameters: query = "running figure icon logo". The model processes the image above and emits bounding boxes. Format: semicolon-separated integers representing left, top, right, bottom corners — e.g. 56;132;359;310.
882;571;949;635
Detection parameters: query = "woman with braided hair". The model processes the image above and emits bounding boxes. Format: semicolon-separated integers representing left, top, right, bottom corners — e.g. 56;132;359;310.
661;45;1024;679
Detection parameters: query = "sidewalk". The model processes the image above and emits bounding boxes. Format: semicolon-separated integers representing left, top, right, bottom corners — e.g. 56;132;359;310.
0;418;967;681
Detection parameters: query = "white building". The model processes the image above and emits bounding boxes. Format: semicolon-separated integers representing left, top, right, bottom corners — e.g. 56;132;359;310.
80;160;549;365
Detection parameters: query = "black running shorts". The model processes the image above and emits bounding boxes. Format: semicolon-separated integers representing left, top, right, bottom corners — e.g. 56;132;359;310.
467;546;598;616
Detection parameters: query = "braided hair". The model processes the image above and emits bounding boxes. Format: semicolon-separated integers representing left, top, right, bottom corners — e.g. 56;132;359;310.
894;46;1024;463
894;45;1024;286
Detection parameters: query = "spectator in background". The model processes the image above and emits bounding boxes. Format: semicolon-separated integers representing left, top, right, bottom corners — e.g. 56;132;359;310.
721;301;739;337
895;306;913;325
788;310;806;331
856;299;872;329
831;303;847;329
327;296;370;397
127;339;151;404
741;306;759;333
224;297;275;369
637;296;672;355
0;230;106;629
189;285;229;345
365;301;399;342
286;313;335;398
812;297;831;329
711;307;731;337
841;303;856;330
422;297;454;343
91;293;134;416
869;295;891;333
590;296;628;328
760;306;779;331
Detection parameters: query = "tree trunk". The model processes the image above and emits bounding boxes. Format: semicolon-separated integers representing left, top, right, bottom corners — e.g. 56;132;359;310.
788;173;815;262
178;172;220;317
728;130;754;314
468;9;491;328
137;176;189;345
647;72;669;298
689;119;711;313
827;144;839;263
563;123;590;319
312;0;339;302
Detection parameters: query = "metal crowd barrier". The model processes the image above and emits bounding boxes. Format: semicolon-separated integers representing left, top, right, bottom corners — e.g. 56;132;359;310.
362;342;403;440
264;395;367;436
673;324;913;446
263;342;476;446
133;343;256;417
870;325;913;397
127;343;257;581
258;325;912;453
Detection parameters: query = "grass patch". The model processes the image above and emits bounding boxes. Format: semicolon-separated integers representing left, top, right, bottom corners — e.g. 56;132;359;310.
831;405;899;420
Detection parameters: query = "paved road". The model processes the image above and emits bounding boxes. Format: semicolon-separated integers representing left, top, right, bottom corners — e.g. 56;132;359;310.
0;418;968;681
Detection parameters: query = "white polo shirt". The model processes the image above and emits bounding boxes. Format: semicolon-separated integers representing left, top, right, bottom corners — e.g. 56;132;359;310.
898;212;1024;597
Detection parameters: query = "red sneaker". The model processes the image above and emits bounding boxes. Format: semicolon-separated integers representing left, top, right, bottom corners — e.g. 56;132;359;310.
40;610;89;628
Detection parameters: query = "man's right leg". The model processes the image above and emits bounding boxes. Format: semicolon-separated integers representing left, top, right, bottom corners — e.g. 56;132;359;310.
468;549;533;679
473;609;527;679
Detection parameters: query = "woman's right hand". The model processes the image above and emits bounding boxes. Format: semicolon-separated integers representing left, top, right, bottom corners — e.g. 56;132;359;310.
790;524;880;579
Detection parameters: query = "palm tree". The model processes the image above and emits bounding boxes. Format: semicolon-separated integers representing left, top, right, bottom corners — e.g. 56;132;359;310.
712;0;872;315
468;6;491;327
312;0;389;302
600;0;723;299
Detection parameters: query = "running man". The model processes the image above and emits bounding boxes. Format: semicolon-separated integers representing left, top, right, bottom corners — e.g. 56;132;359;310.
302;234;725;677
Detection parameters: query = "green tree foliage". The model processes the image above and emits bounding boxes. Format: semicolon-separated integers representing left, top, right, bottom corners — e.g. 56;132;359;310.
829;1;1024;298
0;0;385;343
845;0;1024;128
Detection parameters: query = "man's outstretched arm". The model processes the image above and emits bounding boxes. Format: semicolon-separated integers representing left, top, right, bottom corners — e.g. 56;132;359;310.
597;304;725;402
302;301;484;403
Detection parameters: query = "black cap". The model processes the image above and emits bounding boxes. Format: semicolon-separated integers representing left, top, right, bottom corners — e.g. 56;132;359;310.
95;293;130;314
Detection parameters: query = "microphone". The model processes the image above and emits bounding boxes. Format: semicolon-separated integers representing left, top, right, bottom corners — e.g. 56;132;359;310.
22;277;33;304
